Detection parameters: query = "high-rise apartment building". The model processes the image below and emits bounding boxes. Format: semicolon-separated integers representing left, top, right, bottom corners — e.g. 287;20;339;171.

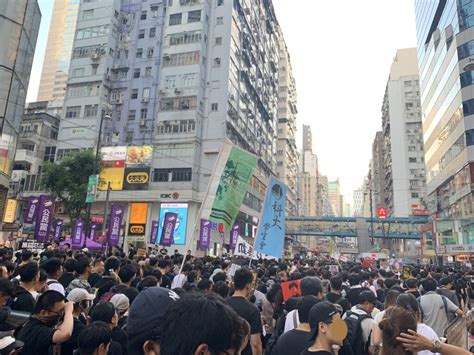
0;0;41;223
36;0;80;105
298;125;319;216
58;0;286;250
328;179;343;216
353;187;364;216
318;175;333;216
414;1;474;218
381;48;426;217
371;131;385;212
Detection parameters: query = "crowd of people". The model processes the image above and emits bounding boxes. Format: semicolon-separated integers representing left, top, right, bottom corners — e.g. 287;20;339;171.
0;241;472;354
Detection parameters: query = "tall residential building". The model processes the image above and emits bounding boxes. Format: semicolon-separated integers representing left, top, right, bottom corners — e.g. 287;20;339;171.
318;175;334;216
0;0;41;223
371;131;385;211
414;1;474;218
328;179;343;216
381;48;427;217
298;125;319;216
353;187;364;216
36;0;80;105
276;34;298;215
59;0;285;250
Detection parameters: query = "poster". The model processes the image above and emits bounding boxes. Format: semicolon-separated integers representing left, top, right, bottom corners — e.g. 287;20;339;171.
254;176;288;258
54;219;63;242
209;147;257;230
98;165;125;191
230;223;240;249
108;204;125;246
233;235;278;261
159;203;188;245
281;280;302;301
3;199;17;223
150;220;159;244
34;195;55;242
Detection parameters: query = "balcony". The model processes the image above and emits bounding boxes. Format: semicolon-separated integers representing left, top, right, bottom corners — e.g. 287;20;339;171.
14;149;37;165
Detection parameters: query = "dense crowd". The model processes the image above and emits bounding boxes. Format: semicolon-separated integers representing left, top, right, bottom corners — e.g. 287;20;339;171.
0;242;472;354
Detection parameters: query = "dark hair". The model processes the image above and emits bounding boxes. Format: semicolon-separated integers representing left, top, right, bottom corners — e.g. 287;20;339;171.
143;267;162;282
20;250;33;262
64;258;76;273
212;272;227;283
396;293;419;317
123;287;139;305
405;279;418;289
19;262;39;283
384;278;397;289
41;258;62;277
90;302;116;324
187;271;198;284
75;257;90;275
34;290;65;314
158;259;171;269
0;279;15;297
159;293;246;354
39;269;48;283
384;290;401;309
198;279;212;291
233;268;253;290
78;321;111;355
138;276;158;291
298;296;320;323
118;264;137;283
379;307;417;355
300;277;322;297
348;274;361;286
439;277;452;287
421;278;437;292
330;276;342;291
104;257;121;275
148;258;158;267
212;281;230;299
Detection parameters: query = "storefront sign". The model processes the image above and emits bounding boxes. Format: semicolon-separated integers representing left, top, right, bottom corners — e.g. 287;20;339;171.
128;203;148;236
3;199;17;223
123;167;150;190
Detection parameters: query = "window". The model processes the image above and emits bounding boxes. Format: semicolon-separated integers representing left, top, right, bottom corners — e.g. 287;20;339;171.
143;87;150;101
151;6;159;17
76;24;110;39
43;147;56;163
405;102;414;110
169;13;182;25
65;106;81;118
141;10;147;20
157;120;196;134
404;81;412;87
145;67;152;76
82;9;94;20
140;108;148;119
182;73;196;87
411;193;419;198
172;168;192;182
84;104;98;117
71;67;85;77
116;110;122;121
128;110;136;120
138;29;145;39
213;57;221;66
218;0;224;5
188;10;201;23
147;47;154;57
211;103;218;111
215;36;222;45
216;16;223;25
149;27;156;37
409;157;417;163
136;48;143;58
126;131;134;143
91;65;98;75
153;169;170;182
119;70;128;79
133;68;141;78
131;89;139;99
163;51;200;67
160;96;197;110
169;30;201;45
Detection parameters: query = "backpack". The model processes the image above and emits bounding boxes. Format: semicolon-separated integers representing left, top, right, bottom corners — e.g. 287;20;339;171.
344;310;372;355
264;309;293;355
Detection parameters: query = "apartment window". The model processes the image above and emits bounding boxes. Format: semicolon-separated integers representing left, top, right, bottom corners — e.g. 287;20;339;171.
404;81;412;87
140;108;148;119
43;147;56;163
411;193;419;198
82;9;94;20
182;73;196;87
116;110;122;121
215;36;222;45
136;48;143;58
128;110;136;120
149;27;156;37
141;10;147;20
160;96;197;110
406;102;414;110
131;89;139;99
145;67;152;76
71;67;85;77
216;16;223;25
119;70;128;79
211;103;218;111
163;51;200;67
154;169;170;182
151;5;159;17
147;47;154;57
65;106;81;118
217;0;224;5
188;10;201;23
76;24;110;39
169;13;182;25
84;104;98;117
91;64;98;75
143;87;150;101
409;157;417;163
126;131;134;143
169;30;201;45
133;68;141;78
172;168;192;182
138;29;145;39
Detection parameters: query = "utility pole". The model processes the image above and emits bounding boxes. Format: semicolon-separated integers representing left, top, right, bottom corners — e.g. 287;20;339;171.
102;181;111;254
369;187;374;245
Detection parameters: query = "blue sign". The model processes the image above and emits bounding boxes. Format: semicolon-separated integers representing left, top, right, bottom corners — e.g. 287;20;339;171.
254;176;288;258
158;203;188;245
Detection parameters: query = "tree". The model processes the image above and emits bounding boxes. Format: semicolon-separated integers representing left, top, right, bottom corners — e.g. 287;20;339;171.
41;150;96;222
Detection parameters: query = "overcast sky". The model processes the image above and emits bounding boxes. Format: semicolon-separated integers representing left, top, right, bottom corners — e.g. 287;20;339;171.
27;0;418;206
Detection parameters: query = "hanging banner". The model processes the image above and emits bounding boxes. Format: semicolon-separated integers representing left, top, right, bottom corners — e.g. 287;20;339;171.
233;235;277;260
254;176;288;259
3;199;17;223
150;220;159;244
230;223;240;249
108;204;125;246
199;219;211;250
86;175;98;203
209;147;257;230
53;219;63;242
71;219;84;248
89;223;97;240
25;196;39;224
159;212;178;247
34;195;55;242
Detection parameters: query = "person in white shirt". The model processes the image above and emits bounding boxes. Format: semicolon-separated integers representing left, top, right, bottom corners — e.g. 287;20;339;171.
171;263;192;290
41;258;65;296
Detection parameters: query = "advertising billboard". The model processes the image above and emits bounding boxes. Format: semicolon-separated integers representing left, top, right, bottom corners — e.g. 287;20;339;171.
101;146;126;161
128;203;148;236
159;203;188;245
126;146;153;166
3;199;17;223
123;167;150;190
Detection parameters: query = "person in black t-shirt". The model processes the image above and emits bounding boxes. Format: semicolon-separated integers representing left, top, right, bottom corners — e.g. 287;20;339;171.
158;259;172;289
77;321;112;355
326;276;351;315
405;278;421;299
227;268;262;355
90;302;128;355
11;262;38;313
274;296;319;355
58;259;76;289
94;257;120;299
88;258;105;287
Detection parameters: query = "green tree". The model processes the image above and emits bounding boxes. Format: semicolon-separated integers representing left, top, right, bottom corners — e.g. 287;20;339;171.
41;150;96;222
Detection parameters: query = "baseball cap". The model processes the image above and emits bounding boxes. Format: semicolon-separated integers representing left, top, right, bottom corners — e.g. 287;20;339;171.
308;301;338;341
0;332;23;354
67;288;96;303
358;290;377;305
110;294;129;315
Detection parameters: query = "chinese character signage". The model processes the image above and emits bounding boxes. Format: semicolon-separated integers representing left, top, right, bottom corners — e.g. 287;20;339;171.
89;223;97;240
54;219;63;242
377;207;387;219
24;196;39;224
86;175;98;203
230;223;240;249
254;176;288;259
199;219;211;250
128;203;148;236
159;203;188;245
34;195;55;242
210;147;257;229
99;160;125;191
3;199;17;223
150;220;159;244
71;219;84;248
123;167;150;190
233;235;277;260
108;204;125;246
159;212;178;247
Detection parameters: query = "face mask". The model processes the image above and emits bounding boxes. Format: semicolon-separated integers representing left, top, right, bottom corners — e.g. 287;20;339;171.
37;314;62;327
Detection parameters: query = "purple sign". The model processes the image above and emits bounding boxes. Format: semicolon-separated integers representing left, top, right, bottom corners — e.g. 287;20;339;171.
72;219;84;248
86;238;104;250
230;223;240;249
54;219;63;242
34;195;54;242
108;204;125;246
159;213;178;247
199;219;211;250
25;196;39;224
150;220;159;244
89;224;97;240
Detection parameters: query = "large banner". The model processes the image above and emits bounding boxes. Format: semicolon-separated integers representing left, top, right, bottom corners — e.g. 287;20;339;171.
233;235;277;260
71;219;84;248
24;196;39;224
199;219;211;250
108;204;125;246
159;212;178;247
209;147;257;229
150;220;159;244
230;223;240;250
34;195;55;242
128;203;148;236
54;219;63;242
254;176;288;259
159;203;188;245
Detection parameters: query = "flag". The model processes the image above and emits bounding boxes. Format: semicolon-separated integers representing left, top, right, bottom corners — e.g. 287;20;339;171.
230;223;239;249
25;196;39;224
150;220;159;244
199;219;211;250
89;224;97;240
108;204;125;246
159;213;178;247
53;219;63;242
71;219;84;248
34;195;54;242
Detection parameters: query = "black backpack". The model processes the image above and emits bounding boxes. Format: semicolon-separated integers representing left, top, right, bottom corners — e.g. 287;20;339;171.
344;310;372;355
264;309;293;355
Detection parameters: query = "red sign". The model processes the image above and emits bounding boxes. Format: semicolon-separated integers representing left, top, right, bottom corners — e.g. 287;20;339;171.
412;209;430;216
377;207;387;219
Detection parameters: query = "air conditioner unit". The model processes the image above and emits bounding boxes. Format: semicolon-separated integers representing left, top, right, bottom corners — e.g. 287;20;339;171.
163;53;170;59
139;119;146;127
174;88;181;94
91;53;100;60
113;97;123;104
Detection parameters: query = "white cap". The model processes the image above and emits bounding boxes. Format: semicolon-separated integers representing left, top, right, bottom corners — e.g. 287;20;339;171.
67;288;96;303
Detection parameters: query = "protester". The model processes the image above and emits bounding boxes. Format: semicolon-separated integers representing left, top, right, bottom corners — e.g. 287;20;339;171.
326;275;351;315
157;259;172;289
11;262;38;313
372;289;402;348
90;302;127;354
77;321;112;355
110;294;129;329
171;264;192;289
41;258;65;295
379;306;418;355
89;257;105;287
59;258;76;289
66;256;92;294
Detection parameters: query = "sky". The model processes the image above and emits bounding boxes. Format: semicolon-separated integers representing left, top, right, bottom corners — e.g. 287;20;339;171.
27;0;418;206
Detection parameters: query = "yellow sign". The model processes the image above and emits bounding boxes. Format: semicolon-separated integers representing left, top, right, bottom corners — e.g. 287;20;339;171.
129;203;148;224
126;171;149;184
3;199;17;223
126;146;153;165
130;225;145;234
98;167;124;191
0;148;10;175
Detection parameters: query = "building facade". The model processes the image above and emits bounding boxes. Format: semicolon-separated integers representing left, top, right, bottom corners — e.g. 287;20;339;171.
0;0;41;223
36;0;80;106
318;175;333;216
371;130;385;212
328;179;343;216
352;187;364;216
381;48;427;217
298;125;319;216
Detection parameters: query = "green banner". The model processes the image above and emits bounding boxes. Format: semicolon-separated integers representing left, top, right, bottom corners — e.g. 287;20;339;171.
210;147;257;230
86;175;98;203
